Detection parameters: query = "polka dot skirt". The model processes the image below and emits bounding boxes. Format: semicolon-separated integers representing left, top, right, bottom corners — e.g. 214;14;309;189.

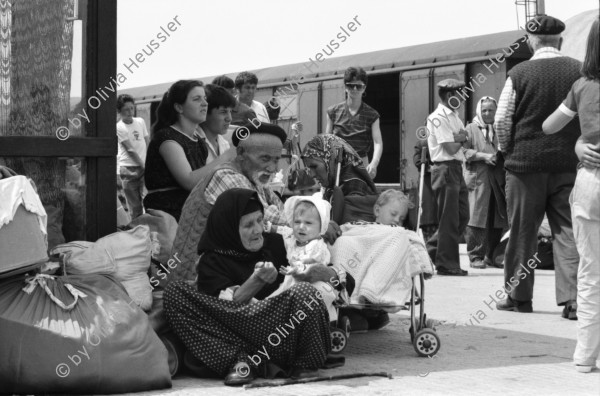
164;281;331;377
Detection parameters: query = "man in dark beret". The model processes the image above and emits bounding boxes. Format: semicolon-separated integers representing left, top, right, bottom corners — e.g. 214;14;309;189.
171;122;288;269
494;15;581;317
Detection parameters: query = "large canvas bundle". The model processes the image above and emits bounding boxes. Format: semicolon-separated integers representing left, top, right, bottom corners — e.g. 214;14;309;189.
50;226;154;310
0;273;171;394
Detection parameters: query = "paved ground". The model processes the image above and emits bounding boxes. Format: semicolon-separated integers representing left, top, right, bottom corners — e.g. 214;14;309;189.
118;245;599;396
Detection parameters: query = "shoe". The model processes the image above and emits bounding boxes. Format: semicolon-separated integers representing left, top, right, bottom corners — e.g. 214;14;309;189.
437;267;468;276
485;257;504;269
469;260;486;269
290;367;319;379
576;364;594;373
324;355;346;369
562;301;578;320
496;296;533;313
224;361;256;386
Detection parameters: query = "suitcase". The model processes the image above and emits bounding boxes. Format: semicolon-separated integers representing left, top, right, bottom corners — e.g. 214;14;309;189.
0;176;48;278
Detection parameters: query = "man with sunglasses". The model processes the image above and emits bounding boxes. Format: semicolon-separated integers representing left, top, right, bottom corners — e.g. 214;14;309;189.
326;67;382;180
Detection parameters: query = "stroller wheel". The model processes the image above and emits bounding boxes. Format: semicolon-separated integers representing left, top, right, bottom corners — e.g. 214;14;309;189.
413;329;440;357
330;329;348;354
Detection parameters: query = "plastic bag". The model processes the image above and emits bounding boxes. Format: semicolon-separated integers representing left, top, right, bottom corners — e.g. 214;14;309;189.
0;273;171;394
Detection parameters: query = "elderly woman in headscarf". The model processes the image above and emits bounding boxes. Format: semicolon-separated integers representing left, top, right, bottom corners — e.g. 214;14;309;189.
302;134;377;224
463;96;507;269
164;188;333;386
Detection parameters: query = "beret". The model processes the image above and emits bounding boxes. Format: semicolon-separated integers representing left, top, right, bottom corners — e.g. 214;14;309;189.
437;79;466;91
231;121;287;147
526;14;565;35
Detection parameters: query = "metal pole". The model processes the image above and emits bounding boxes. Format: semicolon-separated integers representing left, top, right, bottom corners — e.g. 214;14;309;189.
537;0;545;15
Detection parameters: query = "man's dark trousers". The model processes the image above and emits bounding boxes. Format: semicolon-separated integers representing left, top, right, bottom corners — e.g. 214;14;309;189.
426;160;469;270
503;171;579;304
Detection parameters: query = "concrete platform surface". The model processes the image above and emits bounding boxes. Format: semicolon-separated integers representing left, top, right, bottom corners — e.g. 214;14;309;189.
113;245;599;396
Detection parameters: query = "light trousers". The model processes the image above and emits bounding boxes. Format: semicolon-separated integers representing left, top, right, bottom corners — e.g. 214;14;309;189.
571;167;600;366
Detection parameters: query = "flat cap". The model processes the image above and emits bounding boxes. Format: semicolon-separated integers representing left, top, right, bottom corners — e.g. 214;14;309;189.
232;121;287;147
437;79;465;91
526;14;565;35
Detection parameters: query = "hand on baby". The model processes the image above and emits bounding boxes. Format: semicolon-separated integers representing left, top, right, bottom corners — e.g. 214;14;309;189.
285;263;334;283
279;261;306;277
253;261;278;284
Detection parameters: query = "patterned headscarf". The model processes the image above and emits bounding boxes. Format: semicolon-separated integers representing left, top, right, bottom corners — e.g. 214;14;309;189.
473;96;497;145
302;134;376;199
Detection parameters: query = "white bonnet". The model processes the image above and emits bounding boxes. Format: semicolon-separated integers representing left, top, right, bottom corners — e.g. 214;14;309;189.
283;195;331;235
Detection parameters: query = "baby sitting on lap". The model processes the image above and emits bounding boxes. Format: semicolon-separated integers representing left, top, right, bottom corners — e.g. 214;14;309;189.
374;189;414;226
269;195;339;321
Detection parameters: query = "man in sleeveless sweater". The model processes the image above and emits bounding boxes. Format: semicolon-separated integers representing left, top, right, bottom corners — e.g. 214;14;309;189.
494;15;581;318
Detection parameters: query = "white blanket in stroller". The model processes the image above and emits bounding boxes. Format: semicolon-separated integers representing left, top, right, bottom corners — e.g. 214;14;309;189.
329;223;434;313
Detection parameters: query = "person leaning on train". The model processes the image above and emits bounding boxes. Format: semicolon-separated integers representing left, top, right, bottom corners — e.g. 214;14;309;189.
325;67;383;180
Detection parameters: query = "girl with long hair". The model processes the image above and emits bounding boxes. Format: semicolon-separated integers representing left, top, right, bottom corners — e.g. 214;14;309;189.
543;16;600;373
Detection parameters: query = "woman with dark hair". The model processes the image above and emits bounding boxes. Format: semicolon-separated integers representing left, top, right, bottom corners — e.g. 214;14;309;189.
543;16;600;373
164;188;333;385
144;80;213;221
325;67;383;180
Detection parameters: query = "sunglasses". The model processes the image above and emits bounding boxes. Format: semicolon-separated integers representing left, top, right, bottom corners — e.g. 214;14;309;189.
345;83;366;90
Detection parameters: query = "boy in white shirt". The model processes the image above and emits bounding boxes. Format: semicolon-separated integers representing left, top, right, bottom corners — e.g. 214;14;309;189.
116;94;149;219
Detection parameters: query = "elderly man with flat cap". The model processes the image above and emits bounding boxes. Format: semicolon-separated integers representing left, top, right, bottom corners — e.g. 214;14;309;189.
171;122;342;274
495;15;581;317
425;79;470;276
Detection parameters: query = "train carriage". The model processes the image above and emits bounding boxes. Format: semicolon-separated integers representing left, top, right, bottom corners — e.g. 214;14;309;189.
122;30;532;195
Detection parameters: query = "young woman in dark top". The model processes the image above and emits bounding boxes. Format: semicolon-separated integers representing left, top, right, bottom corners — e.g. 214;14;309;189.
144;80;233;220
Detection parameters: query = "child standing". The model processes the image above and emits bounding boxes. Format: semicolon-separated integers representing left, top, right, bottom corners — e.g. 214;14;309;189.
269;196;339;321
543;17;600;373
374;189;414;226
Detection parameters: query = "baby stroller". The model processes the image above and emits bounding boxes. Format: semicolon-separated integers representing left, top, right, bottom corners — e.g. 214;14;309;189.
327;146;441;358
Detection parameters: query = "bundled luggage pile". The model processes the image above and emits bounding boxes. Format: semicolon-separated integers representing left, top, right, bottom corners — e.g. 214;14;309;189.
0;175;171;394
